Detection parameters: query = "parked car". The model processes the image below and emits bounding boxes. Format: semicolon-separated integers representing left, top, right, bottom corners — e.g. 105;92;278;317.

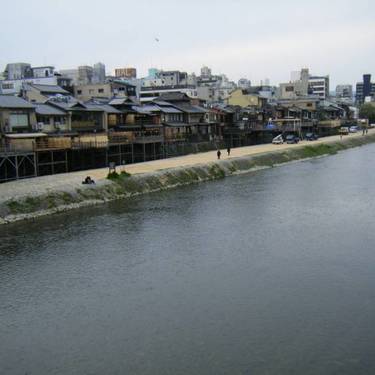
339;127;349;135
272;134;284;144
349;126;359;133
285;134;300;144
305;132;318;141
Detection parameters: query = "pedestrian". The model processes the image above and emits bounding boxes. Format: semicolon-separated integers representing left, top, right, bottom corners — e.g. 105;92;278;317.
227;147;231;156
217;149;221;160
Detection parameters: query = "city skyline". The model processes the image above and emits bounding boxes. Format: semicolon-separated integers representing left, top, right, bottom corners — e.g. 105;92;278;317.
1;0;374;87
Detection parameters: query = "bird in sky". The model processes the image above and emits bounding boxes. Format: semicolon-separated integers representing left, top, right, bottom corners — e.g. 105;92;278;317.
155;37;160;42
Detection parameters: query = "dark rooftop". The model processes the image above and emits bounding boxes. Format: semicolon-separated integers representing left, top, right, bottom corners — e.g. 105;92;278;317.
0;95;35;109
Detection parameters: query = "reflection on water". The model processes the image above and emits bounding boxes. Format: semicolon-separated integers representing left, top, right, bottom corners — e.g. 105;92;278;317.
1;144;375;375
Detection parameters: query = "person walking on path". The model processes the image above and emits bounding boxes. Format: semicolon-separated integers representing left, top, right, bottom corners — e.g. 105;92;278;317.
217;150;221;160
227;147;231;156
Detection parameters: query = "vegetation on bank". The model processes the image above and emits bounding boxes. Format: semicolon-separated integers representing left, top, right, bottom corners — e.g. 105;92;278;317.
107;170;131;180
359;103;375;124
2;134;375;223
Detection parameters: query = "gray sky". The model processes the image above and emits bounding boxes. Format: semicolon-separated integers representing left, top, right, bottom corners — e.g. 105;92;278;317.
1;0;374;87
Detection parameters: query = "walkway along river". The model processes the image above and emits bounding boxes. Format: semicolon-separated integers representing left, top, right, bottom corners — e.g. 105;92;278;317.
1;130;375;224
1;143;375;374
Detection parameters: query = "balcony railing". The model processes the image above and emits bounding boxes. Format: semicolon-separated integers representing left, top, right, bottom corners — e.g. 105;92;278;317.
133;135;164;144
71;140;109;149
318;119;342;128
71;121;103;130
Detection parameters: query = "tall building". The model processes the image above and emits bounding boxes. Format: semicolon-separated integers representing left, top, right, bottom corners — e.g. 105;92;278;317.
356;74;375;104
92;62;106;84
280;68;329;99
336;84;353;99
200;66;212;78
115;67;137;79
59;69;79;84
4;63;32;79
309;75;329;99
78;65;93;85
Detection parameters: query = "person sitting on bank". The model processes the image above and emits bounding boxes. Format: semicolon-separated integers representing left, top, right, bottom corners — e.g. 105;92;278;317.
82;176;95;185
227;147;231;156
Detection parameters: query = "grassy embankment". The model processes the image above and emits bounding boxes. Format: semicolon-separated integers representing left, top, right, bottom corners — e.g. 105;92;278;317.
1;134;375;224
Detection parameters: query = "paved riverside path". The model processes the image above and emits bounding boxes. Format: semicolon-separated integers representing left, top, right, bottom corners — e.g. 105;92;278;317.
0;130;373;203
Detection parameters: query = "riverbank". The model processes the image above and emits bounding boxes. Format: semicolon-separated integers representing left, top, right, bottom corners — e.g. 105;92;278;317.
1;130;375;224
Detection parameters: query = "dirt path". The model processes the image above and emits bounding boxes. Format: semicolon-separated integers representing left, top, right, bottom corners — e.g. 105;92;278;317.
0;130;373;203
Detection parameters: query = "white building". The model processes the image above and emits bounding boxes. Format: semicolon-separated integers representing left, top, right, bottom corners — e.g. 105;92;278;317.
32;66;55;78
309;75;329;99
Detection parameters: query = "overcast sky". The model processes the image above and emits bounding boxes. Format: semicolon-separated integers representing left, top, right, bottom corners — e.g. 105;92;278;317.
1;0;374;87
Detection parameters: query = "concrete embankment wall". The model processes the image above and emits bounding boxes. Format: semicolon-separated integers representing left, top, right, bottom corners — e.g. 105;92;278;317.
1;134;375;225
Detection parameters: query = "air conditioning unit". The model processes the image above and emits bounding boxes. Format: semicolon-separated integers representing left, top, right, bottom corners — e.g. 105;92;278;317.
54;122;61;129
37;122;44;131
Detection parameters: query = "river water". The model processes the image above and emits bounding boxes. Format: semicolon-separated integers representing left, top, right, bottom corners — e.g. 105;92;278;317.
1;144;375;375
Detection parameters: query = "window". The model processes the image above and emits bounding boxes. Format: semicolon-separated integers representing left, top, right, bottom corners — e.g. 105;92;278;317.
54;116;66;124
2;83;14;90
9;113;29;128
77;90;82;94
98;88;104;93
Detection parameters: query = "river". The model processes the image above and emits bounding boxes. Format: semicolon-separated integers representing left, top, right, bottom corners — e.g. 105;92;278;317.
1;144;375;375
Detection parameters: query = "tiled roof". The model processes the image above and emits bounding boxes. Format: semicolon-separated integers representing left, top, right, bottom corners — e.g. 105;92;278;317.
0;95;35;109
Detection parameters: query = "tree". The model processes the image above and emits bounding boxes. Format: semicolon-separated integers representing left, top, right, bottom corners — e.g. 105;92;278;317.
359;103;375;123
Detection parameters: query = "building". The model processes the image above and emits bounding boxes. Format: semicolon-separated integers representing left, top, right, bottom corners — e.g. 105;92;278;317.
78;66;93;85
74;81;137;102
3;63;32;80
279;68;329;99
308;75;329;99
115;67;137;79
31;66;55;79
200;66;212;78
227;89;267;108
0;95;36;134
356;74;375;104
0;73;72;96
238;78;251;89
196;68;237;103
59;68;79;84
93;63;106;84
336;85;353;99
34;103;70;133
147;68;160;79
22;83;71;103
140;70;198;102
